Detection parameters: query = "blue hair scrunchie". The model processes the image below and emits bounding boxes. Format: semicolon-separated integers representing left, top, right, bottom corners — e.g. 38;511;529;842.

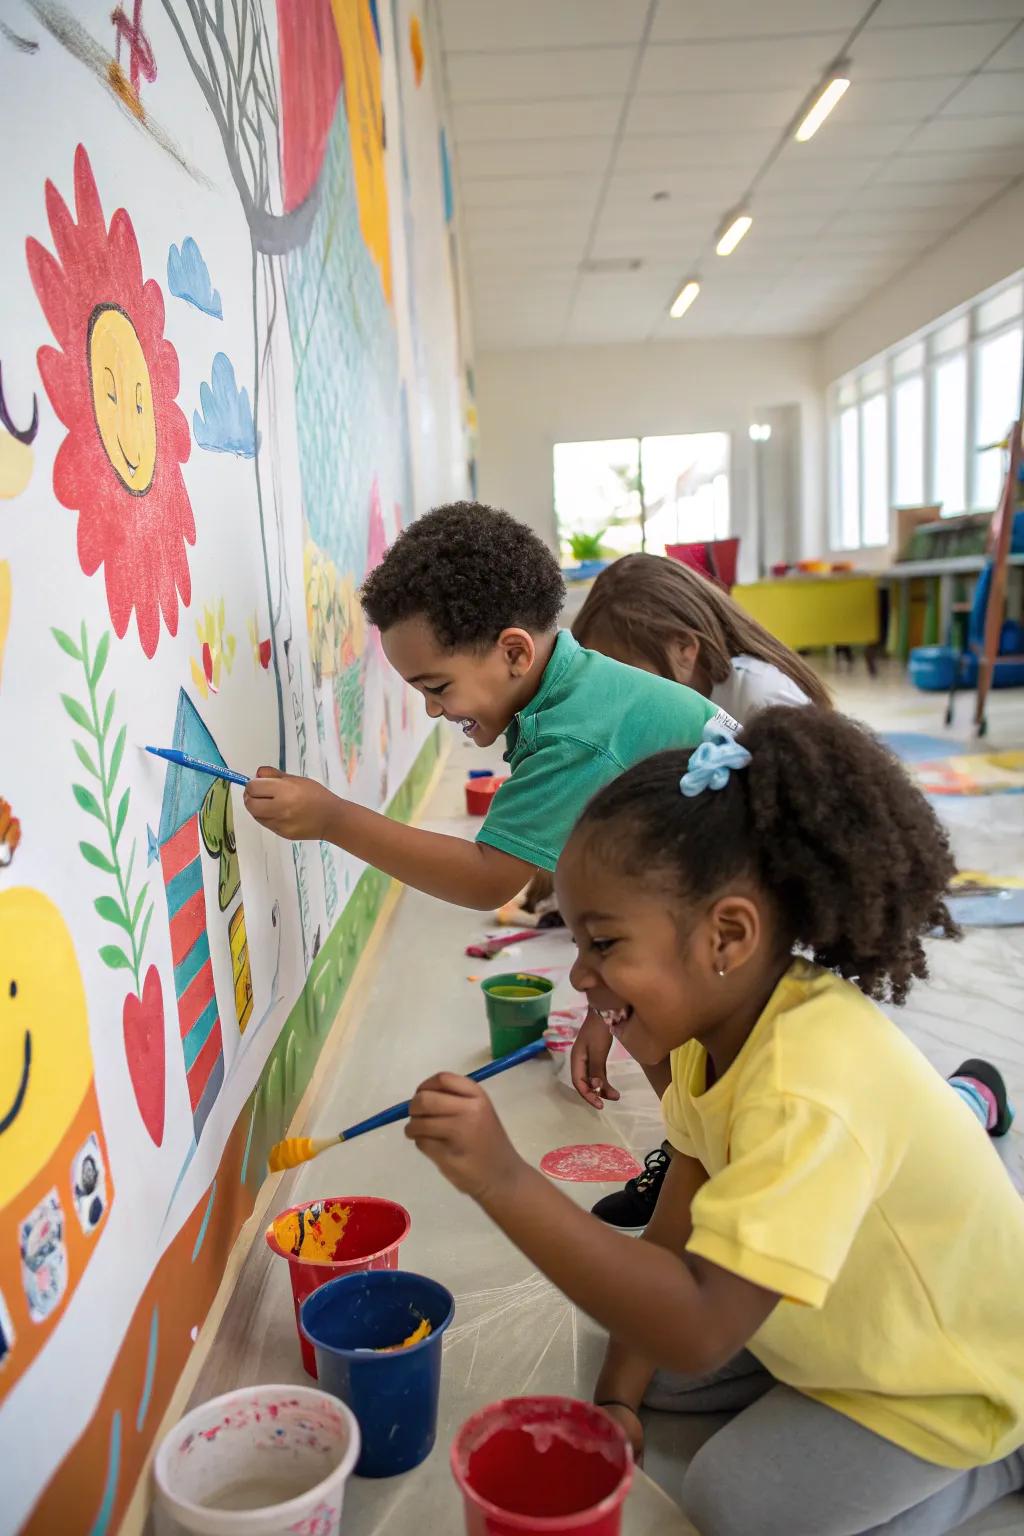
679;721;752;798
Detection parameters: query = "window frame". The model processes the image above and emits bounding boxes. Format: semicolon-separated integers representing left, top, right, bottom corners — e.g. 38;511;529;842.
828;272;1024;551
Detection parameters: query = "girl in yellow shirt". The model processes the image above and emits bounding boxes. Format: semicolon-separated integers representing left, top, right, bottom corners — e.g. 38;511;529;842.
408;706;1024;1536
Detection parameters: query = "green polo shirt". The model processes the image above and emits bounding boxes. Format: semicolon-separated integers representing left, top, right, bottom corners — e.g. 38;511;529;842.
477;631;734;871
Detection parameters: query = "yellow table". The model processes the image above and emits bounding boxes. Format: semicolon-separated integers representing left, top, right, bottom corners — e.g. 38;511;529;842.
732;574;879;650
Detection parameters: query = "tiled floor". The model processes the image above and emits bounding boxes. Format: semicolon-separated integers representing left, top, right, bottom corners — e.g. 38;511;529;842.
185;662;1024;1535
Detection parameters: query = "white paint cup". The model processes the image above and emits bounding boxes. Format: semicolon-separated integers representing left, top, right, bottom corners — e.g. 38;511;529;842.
153;1384;360;1536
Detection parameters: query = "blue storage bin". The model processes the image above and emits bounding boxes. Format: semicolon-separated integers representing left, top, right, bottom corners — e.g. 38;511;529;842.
908;645;978;692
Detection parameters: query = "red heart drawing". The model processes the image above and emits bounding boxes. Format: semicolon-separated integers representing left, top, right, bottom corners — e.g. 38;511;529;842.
122;965;166;1146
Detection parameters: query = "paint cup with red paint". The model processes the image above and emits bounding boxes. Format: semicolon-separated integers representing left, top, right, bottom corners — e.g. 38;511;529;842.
265;1196;410;1377
451;1396;634;1535
152;1383;360;1536
465;775;508;815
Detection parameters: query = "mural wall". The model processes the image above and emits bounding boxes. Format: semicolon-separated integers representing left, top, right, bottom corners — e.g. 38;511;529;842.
0;2;470;1529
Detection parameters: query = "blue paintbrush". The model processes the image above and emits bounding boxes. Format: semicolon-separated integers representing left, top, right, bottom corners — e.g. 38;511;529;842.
268;1036;549;1171
145;746;250;787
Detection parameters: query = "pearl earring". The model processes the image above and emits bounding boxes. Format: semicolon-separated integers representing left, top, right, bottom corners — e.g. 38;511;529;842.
717;967;727;978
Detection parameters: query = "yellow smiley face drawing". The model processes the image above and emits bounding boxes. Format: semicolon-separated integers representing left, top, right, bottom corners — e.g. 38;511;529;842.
88;304;157;493
0;889;94;1210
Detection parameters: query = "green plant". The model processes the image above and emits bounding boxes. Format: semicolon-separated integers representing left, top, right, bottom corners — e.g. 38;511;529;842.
567;529;609;562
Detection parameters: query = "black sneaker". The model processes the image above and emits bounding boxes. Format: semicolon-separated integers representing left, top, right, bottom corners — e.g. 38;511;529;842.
952;1058;1014;1137
591;1147;670;1230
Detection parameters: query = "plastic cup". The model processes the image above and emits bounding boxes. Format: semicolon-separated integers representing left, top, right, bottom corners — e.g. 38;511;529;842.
300;1269;454;1478
451;1397;634;1536
266;1196;410;1378
152;1383;360;1536
465;776;508;815
481;973;555;1058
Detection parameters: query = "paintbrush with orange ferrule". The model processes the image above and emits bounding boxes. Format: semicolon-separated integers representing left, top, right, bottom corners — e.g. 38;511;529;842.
268;1036;549;1172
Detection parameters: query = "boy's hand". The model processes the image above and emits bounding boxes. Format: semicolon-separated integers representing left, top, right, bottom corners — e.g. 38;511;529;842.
243;767;336;841
571;1008;620;1110
406;1073;524;1203
598;1403;644;1465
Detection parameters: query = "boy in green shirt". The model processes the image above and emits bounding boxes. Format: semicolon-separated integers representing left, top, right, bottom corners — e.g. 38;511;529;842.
244;503;730;910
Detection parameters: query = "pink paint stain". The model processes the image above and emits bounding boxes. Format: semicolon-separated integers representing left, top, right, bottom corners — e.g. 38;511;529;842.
540;1144;643;1183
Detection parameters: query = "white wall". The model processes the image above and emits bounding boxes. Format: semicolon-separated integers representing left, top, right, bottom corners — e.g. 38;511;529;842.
821;181;1024;385
475;338;824;578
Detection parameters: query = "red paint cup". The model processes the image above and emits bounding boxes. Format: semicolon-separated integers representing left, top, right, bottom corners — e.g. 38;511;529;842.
451;1396;634;1536
465;776;508;815
266;1196;411;1377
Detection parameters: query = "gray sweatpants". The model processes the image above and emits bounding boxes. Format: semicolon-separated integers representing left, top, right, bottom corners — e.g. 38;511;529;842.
643;1352;1024;1536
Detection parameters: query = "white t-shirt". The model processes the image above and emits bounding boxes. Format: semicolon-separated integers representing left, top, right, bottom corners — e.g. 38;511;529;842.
710;655;810;724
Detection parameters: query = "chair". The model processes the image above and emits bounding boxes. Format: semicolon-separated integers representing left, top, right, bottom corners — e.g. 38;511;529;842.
664;538;740;592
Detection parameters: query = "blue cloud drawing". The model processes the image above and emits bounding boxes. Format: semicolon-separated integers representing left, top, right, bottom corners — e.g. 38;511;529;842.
167;237;223;319
193;353;260;459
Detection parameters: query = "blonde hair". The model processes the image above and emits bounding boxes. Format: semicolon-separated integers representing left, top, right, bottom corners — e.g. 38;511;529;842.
573;553;830;709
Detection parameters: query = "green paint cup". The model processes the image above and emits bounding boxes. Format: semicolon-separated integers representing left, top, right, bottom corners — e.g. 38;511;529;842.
481;973;554;1059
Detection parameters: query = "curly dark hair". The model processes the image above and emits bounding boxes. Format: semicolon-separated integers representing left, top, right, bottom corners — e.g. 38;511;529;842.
576;706;959;1005
360;501;565;649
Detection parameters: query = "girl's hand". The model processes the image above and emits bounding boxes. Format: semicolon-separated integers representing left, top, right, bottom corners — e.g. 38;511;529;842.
406;1073;524;1203
571;1008;620;1109
598;1403;644;1466
243;767;336;840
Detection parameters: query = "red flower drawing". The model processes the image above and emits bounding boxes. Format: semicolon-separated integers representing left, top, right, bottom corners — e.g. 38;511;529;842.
27;144;195;658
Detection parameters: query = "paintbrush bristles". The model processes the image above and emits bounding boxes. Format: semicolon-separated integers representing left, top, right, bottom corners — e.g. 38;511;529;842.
268;1134;338;1172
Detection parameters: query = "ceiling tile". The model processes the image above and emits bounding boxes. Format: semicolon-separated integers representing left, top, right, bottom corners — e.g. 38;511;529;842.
458;139;614;177
651;0;866;42
445;47;635;102
873;1;1024;23
835;78;963;122
786;121;917;157
878;147;1024;182
604;166;751;202
985;26;1024;68
626;88;806;133
851;22;1017;77
439;0;649;51
824;205;965;237
460;175;601;209
857;176;1010;209
941;71;1024;115
906;113;1024;151
636;34;845;94
758;154;881;191
614;133;766;171
451;99;624;140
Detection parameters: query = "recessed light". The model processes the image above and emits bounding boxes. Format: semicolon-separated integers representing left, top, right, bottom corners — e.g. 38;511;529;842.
579;257;643;274
715;211;752;257
795;73;851;143
669;279;700;319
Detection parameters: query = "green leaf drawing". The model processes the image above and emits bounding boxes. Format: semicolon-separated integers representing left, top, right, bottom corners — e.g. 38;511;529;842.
58;623;154;993
80;840;117;874
99;944;133;971
73;740;101;779
107;725;126;792
72;783;103;821
61;694;94;733
114;788;130;844
137;903;154;958
52;628;82;661
91;631;110;687
95;896;130;930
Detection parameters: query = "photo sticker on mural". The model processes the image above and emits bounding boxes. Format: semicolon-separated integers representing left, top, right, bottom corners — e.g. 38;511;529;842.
0;1285;14;1368
19;1190;68;1324
71;1133;108;1235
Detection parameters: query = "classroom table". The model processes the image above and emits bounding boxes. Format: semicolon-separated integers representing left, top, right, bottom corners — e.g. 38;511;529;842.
731;573;879;651
883;553;1024;662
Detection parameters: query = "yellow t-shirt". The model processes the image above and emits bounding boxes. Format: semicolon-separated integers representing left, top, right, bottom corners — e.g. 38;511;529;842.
661;960;1024;1469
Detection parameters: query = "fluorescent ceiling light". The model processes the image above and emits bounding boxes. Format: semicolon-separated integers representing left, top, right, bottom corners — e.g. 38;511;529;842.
795;75;850;143
669;279;701;319
715;213;752;257
748;423;772;442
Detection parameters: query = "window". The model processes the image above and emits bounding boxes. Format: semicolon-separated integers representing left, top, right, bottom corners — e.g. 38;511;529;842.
973;326;1022;510
553;433;730;561
861;394;888;546
931;352;967;515
893;375;924;506
829;271;1024;548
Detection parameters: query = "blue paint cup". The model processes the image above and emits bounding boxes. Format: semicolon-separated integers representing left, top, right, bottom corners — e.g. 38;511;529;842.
300;1269;455;1478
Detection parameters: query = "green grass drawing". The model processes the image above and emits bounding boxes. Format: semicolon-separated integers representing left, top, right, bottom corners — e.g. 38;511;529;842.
53;623;153;992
